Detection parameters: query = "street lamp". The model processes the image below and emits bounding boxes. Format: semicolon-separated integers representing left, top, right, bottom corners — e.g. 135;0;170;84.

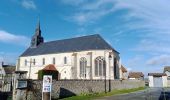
108;54;112;92
104;51;106;93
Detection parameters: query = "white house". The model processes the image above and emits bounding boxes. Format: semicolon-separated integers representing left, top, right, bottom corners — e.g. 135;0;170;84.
164;66;170;87
16;21;122;80
0;62;5;76
148;73;167;87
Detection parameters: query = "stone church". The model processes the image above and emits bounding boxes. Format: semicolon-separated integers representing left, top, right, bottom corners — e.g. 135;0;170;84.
16;22;122;80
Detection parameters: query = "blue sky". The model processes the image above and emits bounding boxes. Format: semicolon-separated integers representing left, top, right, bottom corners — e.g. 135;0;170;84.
0;0;170;75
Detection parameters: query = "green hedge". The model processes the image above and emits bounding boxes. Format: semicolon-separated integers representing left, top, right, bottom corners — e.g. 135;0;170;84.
38;70;59;80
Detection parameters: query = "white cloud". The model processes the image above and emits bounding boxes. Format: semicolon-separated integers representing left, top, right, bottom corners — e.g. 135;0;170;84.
133;39;170;54
21;0;36;10
127;67;132;72
147;54;170;66
112;0;170;55
74;34;87;37
60;0;86;6
126;55;144;68
61;0;116;25
0;30;30;46
115;0;170;34
72;8;115;25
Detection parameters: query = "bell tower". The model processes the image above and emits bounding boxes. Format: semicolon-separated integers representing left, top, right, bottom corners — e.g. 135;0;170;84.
30;20;44;48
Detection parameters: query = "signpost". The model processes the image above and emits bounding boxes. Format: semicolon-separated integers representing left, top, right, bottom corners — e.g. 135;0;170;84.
42;75;52;100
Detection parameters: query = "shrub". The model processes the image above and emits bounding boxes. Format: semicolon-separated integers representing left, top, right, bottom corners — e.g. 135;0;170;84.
38;70;59;80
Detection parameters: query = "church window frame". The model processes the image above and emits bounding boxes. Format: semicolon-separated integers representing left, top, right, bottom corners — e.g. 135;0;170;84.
79;57;87;78
95;56;106;77
42;58;45;65
53;57;55;65
64;57;67;64
33;59;36;65
25;60;27;66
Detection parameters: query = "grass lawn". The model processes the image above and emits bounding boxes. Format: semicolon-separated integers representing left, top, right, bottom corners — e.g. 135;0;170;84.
60;87;145;100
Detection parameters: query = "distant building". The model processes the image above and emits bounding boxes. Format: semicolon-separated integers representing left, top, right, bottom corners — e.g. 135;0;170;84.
164;66;170;87
0;62;5;76
0;62;15;76
148;73;167;87
16;21;122;80
120;65;128;80
0;62;15;92
164;66;170;76
128;72;144;80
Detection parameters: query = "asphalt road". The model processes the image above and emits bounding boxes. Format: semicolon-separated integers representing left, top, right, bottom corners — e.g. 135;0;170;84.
95;88;170;100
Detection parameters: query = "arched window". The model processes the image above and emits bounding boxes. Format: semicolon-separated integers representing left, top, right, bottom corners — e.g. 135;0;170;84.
25;60;27;66
42;58;45;65
53;57;55;64
80;57;87;78
64;57;67;64
95;56;106;76
33;59;36;65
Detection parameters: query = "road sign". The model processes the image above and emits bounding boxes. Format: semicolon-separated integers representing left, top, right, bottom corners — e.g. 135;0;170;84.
42;75;52;100
43;75;52;92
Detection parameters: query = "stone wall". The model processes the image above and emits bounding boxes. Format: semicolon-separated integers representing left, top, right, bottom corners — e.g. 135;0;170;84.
27;79;145;100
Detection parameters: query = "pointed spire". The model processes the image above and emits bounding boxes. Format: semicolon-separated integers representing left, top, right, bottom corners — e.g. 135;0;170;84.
30;17;44;48
34;15;41;36
37;16;40;30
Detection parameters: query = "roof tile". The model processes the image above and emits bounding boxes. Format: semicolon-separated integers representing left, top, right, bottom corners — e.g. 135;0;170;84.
20;34;118;57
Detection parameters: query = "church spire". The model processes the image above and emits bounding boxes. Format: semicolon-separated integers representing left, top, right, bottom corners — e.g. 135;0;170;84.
35;18;41;36
30;19;44;48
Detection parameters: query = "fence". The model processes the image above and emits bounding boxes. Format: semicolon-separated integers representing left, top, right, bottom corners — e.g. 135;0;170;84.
0;74;14;92
13;79;144;100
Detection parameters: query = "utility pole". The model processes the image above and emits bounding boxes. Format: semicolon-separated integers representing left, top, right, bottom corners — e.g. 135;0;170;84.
29;59;32;79
26;59;35;79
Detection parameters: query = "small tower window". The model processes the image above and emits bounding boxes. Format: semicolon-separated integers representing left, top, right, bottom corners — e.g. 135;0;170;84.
64;57;67;64
53;57;55;65
42;58;45;65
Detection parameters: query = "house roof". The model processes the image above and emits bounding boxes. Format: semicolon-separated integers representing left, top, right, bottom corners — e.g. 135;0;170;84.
121;65;127;72
3;66;15;74
164;66;170;72
20;34;118;57
148;73;166;77
2;64;15;67
42;64;57;71
128;72;144;78
15;71;28;74
2;64;15;74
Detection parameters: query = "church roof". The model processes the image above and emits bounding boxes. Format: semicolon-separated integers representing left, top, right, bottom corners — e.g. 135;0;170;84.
20;34;118;57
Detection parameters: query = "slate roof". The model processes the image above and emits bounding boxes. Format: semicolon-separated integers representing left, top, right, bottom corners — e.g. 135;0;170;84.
164;66;170;72
148;73;166;77
128;72;144;78
20;34;118;57
3;66;15;74
2;64;15;74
